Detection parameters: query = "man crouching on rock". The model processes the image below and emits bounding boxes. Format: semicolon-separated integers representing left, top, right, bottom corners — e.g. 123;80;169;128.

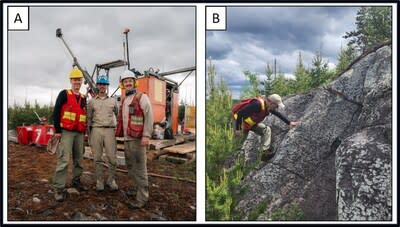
232;94;299;163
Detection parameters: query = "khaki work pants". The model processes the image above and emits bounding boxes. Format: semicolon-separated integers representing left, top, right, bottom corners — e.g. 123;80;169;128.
239;122;272;151
90;127;117;184
241;123;272;164
53;130;84;189
124;139;149;204
247;122;272;152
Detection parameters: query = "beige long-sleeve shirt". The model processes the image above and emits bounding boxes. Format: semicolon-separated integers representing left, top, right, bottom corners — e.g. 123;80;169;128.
122;92;154;140
87;95;118;127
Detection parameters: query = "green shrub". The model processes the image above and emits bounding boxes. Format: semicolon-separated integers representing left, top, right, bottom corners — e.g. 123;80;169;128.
269;204;304;221
248;201;268;221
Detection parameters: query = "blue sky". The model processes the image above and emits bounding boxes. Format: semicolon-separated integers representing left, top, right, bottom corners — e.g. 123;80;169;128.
206;6;360;99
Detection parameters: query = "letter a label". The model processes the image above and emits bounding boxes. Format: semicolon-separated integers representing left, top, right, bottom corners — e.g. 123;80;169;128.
8;7;29;31
206;7;226;31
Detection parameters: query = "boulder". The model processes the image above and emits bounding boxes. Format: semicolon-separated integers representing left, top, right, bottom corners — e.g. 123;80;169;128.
234;44;392;221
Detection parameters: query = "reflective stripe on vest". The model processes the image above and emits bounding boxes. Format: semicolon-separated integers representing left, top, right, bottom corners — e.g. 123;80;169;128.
79;115;86;122
257;97;265;110
244;117;256;127
131;116;144;125
63;111;76;121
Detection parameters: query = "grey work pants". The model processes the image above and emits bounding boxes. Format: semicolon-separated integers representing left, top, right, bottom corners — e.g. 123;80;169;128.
90;127;117;183
53;130;84;189
124;139;149;204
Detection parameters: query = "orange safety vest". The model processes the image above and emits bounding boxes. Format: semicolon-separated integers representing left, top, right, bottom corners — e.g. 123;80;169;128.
60;89;87;133
116;92;144;138
232;96;268;131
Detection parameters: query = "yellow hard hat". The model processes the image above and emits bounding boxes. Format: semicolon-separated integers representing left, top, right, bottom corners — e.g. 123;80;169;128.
69;67;83;79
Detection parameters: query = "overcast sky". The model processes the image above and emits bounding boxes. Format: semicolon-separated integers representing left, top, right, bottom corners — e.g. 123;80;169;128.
206;6;360;99
7;6;195;106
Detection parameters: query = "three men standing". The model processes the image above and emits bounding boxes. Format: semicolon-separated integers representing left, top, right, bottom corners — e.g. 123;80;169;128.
53;68;154;210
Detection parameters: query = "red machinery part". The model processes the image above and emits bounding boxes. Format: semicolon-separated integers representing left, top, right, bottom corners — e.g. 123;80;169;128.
31;125;55;146
17;126;34;145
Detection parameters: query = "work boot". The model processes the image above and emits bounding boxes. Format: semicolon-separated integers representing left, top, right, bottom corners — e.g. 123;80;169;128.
96;179;104;192
54;188;64;202
72;178;88;191
128;200;147;210
123;189;137;199
106;178;119;191
261;146;275;162
129;191;137;199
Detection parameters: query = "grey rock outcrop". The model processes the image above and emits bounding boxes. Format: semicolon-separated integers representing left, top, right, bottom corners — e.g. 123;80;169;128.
234;44;392;221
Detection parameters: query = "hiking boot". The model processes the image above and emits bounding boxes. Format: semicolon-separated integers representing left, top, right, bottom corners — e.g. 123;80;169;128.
123;190;137;199
96;179;104;192
261;147;275;162
54;188;64;202
106;178;119;191
72;179;88;191
128;200;147;210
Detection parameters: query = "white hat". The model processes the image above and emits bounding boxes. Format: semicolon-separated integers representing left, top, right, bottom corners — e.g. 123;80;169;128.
268;94;285;109
121;70;135;81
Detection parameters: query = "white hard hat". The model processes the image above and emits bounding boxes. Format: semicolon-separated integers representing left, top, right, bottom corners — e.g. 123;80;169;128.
121;70;135;81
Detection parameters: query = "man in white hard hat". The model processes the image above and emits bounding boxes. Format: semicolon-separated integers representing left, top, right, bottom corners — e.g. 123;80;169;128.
115;70;154;209
232;94;299;162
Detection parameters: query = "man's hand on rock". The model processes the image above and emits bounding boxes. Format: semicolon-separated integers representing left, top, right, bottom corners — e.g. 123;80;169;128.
289;121;299;129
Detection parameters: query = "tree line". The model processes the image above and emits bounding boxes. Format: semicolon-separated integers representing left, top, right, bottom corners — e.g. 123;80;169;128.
8;99;188;130
8;101;54;130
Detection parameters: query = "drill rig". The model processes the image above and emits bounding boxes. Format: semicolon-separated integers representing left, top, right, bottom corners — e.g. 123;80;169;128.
56;28;195;136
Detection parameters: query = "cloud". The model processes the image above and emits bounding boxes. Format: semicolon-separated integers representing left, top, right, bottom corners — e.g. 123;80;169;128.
7;6;195;106
207;6;360;99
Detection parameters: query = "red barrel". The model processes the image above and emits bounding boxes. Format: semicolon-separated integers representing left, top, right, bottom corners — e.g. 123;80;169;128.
17;126;33;145
32;125;55;146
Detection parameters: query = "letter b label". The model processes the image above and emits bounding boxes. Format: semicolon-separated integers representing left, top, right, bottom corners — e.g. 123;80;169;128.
206;7;226;31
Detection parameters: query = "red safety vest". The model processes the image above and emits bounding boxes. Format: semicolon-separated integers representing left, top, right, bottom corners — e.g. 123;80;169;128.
232;96;268;131
60;89;87;133
116;92;144;138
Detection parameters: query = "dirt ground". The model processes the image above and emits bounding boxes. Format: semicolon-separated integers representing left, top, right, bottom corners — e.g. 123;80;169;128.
7;143;196;221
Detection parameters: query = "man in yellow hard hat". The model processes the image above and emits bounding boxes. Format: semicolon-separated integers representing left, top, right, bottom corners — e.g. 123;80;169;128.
52;66;88;202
